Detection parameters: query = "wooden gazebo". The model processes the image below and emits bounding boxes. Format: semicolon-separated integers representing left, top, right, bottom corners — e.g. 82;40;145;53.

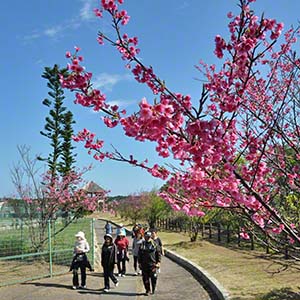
82;181;107;211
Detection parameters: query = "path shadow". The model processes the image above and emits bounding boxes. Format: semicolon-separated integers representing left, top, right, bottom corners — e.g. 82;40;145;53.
22;282;74;290
78;288;145;297
87;272;103;277
259;287;300;300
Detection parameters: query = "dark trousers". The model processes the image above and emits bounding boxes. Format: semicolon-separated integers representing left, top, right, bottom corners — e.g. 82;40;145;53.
103;266;118;289
72;263;86;287
133;256;138;271
117;258;126;275
142;268;157;293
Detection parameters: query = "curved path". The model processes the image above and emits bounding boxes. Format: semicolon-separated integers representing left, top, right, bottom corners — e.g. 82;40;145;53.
0;220;213;300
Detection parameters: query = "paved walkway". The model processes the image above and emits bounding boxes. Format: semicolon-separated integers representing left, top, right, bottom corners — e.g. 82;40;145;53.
0;220;213;300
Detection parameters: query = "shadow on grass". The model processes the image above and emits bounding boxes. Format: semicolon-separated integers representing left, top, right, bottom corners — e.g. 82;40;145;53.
258;287;300;300
164;240;203;249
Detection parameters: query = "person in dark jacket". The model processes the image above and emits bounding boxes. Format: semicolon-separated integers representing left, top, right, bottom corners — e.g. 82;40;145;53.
151;228;164;273
138;231;161;296
101;234;119;292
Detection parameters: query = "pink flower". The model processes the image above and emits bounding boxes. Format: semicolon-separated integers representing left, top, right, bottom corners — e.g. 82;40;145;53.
65;51;72;58
240;230;250;240
93;8;103;17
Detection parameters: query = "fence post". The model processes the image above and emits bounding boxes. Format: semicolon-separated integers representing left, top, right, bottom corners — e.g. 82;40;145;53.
209;223;212;239
20;219;24;259
226;225;230;243
48;220;53;277
217;223;221;242
91;218;95;268
250;232;254;250
284;234;289;259
265;233;269;254
237;227;241;247
201;223;204;237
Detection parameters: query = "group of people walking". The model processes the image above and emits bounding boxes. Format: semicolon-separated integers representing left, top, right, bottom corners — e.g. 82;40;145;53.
70;221;163;296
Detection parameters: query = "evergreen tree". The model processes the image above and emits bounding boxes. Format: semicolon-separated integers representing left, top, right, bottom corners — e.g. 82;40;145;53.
58;111;76;176
40;64;76;179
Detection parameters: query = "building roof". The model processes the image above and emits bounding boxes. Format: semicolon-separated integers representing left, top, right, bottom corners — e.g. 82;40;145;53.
82;181;105;194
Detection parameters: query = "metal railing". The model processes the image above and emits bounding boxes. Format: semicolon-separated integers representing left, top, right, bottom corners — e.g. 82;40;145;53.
0;217;94;286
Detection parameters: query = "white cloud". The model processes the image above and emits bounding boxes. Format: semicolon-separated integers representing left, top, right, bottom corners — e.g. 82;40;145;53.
107;99;136;108
93;73;132;91
80;0;95;21
23;0;97;41
44;26;62;38
22;32;41;41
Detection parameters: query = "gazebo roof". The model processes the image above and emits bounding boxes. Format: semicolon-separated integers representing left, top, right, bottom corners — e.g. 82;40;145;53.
82;181;105;193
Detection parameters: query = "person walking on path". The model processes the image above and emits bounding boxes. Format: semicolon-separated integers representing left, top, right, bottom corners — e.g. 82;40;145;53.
132;231;144;275
114;228;129;277
104;221;112;235
69;231;93;290
151;228;164;273
131;223;139;238
138;231;161;296
101;233;119;293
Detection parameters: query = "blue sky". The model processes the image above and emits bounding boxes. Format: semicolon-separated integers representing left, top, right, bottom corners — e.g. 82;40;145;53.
1;0;300;197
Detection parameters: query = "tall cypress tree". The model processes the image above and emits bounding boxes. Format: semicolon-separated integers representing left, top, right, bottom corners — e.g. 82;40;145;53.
58;110;76;176
40;64;76;179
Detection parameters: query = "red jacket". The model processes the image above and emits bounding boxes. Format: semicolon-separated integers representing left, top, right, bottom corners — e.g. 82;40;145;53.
114;236;129;251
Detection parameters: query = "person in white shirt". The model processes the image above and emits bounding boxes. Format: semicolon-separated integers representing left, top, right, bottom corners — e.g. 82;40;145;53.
69;231;93;289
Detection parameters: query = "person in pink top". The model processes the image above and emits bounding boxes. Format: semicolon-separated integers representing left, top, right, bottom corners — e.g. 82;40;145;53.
114;228;129;276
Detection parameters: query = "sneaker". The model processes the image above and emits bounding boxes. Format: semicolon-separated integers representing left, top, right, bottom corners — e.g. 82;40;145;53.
145;291;150;296
118;273;122;277
121;274;126;277
115;281;119;287
72;286;77;290
134;272;138;276
103;288;109;292
138;270;142;275
80;285;87;289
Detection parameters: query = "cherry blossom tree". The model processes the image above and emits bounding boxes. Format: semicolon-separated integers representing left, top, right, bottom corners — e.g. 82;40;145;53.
10;147;101;251
61;0;300;254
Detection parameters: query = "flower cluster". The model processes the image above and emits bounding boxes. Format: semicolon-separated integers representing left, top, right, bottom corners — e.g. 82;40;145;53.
60;0;300;244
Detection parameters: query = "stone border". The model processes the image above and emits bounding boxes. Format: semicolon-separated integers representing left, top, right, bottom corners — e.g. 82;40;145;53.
165;248;231;300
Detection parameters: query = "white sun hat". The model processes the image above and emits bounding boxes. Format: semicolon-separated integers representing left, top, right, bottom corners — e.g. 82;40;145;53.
75;231;85;239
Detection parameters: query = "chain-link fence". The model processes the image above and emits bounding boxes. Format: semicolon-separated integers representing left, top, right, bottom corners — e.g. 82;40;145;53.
0;217;94;286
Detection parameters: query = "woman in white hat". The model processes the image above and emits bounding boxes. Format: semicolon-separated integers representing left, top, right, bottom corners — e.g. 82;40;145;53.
114;228;129;277
70;231;93;289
